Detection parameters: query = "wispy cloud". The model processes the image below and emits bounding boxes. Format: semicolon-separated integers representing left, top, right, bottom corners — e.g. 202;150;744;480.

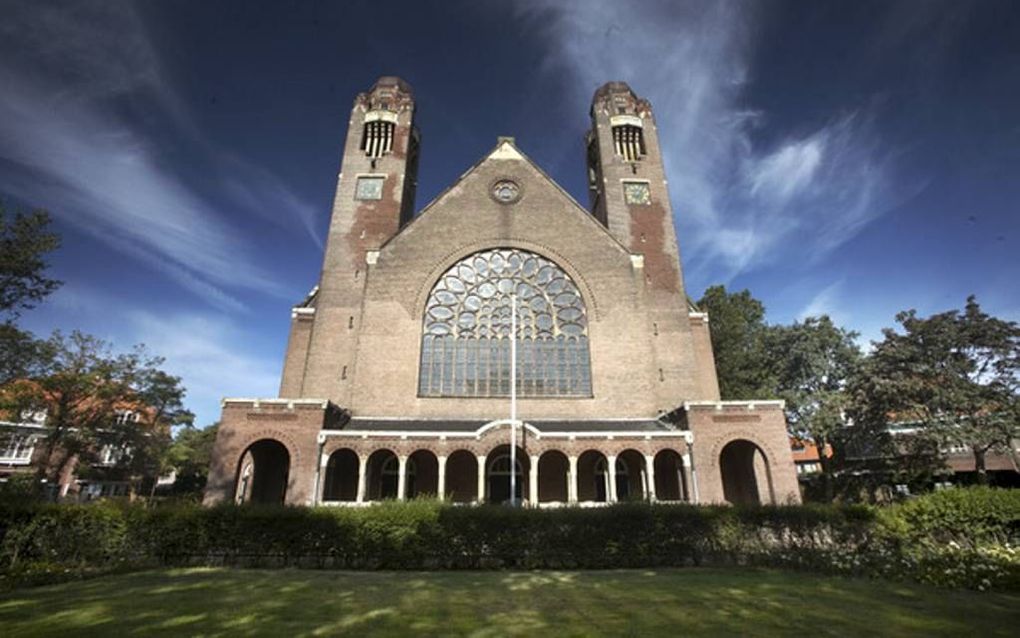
518;1;905;284
748;135;824;204
0;1;320;310
798;280;845;322
125;311;280;426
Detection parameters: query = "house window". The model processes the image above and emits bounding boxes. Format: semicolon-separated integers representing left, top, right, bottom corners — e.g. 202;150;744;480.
114;410;140;425
418;248;592;398
1;434;36;464
356;176;385;200
98;444;130;467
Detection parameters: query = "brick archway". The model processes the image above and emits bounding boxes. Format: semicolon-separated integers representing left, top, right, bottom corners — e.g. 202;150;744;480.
719;439;774;505
235;439;290;505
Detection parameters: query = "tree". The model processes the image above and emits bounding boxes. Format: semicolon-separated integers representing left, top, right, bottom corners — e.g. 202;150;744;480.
0;202;61;388
164;423;218;496
696;285;776;400
0;331;191;497
110;366;194;496
0;202;61;319
767;316;861;501
0;322;50;386
850;296;1020;485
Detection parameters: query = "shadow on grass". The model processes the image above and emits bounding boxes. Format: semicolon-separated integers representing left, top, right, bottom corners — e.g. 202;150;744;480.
0;568;1018;637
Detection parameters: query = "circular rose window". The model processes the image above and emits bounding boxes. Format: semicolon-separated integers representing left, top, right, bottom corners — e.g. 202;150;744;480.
491;179;521;204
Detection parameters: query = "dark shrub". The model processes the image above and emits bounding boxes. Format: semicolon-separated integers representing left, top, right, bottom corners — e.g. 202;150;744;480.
1;488;1015;590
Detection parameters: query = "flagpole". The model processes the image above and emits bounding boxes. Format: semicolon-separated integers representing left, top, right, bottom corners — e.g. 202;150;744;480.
510;293;517;507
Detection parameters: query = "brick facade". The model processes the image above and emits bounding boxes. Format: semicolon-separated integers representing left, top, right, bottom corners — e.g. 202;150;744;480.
204;77;800;507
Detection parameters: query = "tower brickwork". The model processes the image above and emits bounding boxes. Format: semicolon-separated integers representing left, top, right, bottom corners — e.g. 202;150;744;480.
280;77;420;402
586;82;719;406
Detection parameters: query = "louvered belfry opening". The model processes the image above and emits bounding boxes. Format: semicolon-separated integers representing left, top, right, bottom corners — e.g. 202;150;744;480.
612;124;646;162
361;120;395;158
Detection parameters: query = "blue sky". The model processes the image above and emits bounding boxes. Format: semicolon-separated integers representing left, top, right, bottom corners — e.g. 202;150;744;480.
2;1;1018;427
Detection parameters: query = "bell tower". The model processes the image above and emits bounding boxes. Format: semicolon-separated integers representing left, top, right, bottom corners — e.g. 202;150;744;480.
586;82;710;405
280;76;420;402
586;82;684;294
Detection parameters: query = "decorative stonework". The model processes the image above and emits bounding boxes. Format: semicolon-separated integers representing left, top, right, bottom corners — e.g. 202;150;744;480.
490;178;522;204
419;248;592;398
413;238;601;321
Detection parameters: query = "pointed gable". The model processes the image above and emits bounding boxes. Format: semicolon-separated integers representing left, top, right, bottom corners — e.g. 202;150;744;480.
383;137;631;258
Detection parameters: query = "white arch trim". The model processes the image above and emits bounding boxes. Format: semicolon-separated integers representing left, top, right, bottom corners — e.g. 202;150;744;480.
476;419;542;438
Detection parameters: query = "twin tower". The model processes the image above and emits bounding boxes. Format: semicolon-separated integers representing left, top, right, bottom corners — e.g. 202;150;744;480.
280;76;701;408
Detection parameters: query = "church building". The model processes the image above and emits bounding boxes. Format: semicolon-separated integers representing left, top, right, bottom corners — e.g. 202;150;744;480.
204;77;800;508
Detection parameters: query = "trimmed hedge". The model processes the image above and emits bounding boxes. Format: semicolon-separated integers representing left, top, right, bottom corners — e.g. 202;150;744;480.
1;488;1017;591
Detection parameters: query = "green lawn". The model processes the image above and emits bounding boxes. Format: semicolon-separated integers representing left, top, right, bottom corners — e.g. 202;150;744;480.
0;568;1017;637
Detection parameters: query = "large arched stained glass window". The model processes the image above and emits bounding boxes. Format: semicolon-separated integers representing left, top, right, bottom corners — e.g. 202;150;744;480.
419;248;592;397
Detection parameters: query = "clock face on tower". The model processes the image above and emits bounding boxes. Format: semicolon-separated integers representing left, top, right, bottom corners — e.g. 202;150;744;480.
356;176;385;200
623;181;651;205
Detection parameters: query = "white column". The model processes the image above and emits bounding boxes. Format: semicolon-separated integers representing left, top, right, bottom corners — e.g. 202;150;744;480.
476;455;487;504
437;455;447;501
568;455;578;504
315;447;328;505
356;454;367;503
683;451;699;504
313;442;325;506
607;454;618;503
645;455;657;502
397;455;408;501
529;455;539;506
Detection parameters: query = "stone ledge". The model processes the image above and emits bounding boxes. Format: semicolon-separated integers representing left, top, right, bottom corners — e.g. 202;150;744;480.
683;400;785;412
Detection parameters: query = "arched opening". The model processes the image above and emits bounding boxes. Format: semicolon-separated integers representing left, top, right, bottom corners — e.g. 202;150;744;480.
720;439;774;506
322;448;359;502
537;450;569;503
445;450;477;503
366;449;400;501
654;449;686;502
616;449;648;501
577;450;609;502
407;450;439;498
486;445;529;504
235;439;290;505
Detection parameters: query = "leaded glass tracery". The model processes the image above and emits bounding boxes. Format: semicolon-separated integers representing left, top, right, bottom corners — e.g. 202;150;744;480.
419;248;592;397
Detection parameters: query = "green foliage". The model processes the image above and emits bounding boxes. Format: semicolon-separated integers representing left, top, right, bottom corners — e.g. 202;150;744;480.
164;423;218;495
0;502;128;569
0;202;60;387
767;316;861;500
768;316;860;440
0;203;61;319
696;285;776;400
0;323;49;386
870;487;1020;590
878;486;1020;546
2;488;1015;591
0;474;46;507
848;296;1020;484
0;331;190;490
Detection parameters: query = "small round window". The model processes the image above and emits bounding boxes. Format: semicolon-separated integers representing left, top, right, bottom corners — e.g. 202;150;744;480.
491;179;521;204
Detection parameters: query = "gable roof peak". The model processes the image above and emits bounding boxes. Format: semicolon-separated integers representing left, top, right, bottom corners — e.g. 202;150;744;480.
489;136;524;160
